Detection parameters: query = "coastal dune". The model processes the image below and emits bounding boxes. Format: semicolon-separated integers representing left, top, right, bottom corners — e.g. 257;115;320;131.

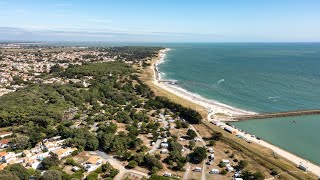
150;48;320;177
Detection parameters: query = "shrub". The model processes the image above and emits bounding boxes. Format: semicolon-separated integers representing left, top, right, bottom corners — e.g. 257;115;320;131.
218;161;226;168
65;158;76;166
220;169;227;175
127;160;138;169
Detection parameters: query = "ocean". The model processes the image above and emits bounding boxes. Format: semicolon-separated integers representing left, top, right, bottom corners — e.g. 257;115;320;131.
157;43;320;165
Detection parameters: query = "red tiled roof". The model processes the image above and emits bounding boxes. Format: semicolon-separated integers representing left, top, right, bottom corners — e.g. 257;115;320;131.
0;132;12;136
0;139;11;144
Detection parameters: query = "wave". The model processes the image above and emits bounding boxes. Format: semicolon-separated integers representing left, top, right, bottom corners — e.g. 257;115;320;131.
155;48;171;81
217;79;225;84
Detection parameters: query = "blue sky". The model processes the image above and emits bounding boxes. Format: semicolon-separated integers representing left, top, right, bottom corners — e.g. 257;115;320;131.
0;0;319;42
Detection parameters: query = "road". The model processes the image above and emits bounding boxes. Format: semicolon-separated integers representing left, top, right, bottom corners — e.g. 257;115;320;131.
93;151;149;180
188;124;207;180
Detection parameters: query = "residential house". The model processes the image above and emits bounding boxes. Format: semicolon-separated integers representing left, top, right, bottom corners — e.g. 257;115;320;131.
0;132;12;138
43;140;65;151
0;139;11;149
82;156;103;172
0;151;16;163
23;158;41;169
51;147;77;160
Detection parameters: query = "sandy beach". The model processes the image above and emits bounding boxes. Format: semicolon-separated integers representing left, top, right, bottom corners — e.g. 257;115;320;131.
150;49;320;177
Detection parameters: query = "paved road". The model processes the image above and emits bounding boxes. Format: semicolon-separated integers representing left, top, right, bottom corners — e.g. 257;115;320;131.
94;150;111;160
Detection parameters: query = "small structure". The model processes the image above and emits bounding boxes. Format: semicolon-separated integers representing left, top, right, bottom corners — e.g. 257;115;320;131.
226;164;234;172
160;143;169;148
207;147;214;153
72;166;81;172
299;163;308;171
160;149;169;154
193;167;202;172
163;172;172;177
222;159;230;164
224;127;237;134
209;154;215;160
209;169;219;174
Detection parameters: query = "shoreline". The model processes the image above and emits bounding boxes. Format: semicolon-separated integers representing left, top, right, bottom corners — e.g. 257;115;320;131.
150;48;320;176
153;48;257;118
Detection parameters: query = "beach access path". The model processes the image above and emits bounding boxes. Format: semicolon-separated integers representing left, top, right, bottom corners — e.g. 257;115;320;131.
150;49;320;177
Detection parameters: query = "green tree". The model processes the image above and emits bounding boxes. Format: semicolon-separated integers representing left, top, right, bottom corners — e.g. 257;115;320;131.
188;140;196;150
50;64;63;74
40;170;63;180
86;172;98;180
42;156;60;170
236;160;248;170
86;135;99;150
4;164;31;180
127;160;138;169
187;129;197;139
212;132;223;141
0;170;19;180
11;135;30;149
190;147;207;164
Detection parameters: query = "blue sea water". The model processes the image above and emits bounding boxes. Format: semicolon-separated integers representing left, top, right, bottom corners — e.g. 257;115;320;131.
158;43;320;113
157;43;320;165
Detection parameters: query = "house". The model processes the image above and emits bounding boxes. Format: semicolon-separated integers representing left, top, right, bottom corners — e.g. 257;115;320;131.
23;158;41;169
0;163;7;170
0;151;16;163
43;140;65;151
0;132;12;138
22;150;33;158
82;156;103;172
30;143;42;153
0;139;11;149
34;152;50;160
51;147;77;160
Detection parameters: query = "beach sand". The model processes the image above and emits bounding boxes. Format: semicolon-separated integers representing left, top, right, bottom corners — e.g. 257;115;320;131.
147;48;320;177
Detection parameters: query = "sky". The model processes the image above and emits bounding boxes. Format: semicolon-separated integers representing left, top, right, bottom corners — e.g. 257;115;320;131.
0;0;320;42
